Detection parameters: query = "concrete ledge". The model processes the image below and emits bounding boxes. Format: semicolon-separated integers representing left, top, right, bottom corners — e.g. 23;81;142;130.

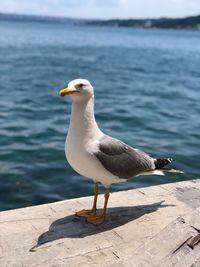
1;179;200;267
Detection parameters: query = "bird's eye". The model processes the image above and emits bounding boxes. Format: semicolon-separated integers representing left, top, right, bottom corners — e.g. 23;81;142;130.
79;83;84;87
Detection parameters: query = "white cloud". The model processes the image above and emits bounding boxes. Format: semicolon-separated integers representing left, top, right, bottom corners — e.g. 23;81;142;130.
93;0;126;7
119;0;128;5
170;0;185;3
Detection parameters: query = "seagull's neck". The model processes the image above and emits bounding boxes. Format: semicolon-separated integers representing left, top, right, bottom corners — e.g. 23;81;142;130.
68;97;102;142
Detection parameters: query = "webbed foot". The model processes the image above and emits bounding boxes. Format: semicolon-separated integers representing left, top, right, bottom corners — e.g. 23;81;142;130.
86;214;106;225
75;209;96;218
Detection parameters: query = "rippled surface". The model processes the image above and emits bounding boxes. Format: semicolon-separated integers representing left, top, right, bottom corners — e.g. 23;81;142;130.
0;21;200;211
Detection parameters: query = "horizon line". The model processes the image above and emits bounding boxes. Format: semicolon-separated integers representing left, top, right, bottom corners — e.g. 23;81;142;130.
0;11;200;22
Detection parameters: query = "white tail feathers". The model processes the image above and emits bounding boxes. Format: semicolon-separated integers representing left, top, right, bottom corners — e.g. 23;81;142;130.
162;168;184;174
137;170;165;176
137;168;184;177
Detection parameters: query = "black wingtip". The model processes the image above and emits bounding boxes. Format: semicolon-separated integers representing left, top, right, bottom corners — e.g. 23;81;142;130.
155;158;173;169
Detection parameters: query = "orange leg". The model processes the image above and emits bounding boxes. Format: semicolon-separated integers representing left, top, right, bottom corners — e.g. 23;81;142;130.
75;182;99;218
87;188;110;225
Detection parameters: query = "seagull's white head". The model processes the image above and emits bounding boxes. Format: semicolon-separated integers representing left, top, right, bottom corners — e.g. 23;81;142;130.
59;79;94;103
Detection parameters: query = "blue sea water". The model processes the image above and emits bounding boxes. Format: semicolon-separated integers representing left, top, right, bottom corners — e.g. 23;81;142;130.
0;20;200;211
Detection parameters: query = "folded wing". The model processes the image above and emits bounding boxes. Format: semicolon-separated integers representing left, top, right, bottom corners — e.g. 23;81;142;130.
94;135;156;179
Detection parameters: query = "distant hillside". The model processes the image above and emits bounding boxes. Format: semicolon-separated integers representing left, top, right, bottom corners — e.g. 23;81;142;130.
0;13;85;25
0;13;200;30
85;15;200;30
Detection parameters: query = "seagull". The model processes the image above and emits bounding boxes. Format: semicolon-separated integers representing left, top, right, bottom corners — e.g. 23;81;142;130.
59;79;181;225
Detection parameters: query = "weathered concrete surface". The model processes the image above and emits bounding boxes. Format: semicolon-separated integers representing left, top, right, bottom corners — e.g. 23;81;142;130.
0;179;200;267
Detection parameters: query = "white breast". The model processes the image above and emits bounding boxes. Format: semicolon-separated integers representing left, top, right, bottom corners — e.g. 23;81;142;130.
64;98;123;188
65;136;122;188
65;138;96;179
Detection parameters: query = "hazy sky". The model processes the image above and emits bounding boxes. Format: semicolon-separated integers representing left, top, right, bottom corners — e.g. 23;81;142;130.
0;0;200;19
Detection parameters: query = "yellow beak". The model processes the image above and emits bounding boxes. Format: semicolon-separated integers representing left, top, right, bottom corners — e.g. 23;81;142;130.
59;87;78;97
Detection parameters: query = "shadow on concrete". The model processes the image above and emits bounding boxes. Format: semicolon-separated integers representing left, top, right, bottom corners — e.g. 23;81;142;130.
30;201;173;251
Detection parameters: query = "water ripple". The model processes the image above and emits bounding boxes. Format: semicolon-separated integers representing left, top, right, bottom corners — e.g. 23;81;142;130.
0;21;200;211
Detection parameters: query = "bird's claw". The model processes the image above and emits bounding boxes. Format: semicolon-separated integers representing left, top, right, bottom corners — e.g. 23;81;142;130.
75;209;96;218
86;214;105;225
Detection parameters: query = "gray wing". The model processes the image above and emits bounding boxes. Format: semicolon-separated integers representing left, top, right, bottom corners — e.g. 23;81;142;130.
94;135;155;179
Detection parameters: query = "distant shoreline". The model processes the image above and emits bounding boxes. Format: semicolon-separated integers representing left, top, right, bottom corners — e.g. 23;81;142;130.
86;15;200;31
0;12;200;30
